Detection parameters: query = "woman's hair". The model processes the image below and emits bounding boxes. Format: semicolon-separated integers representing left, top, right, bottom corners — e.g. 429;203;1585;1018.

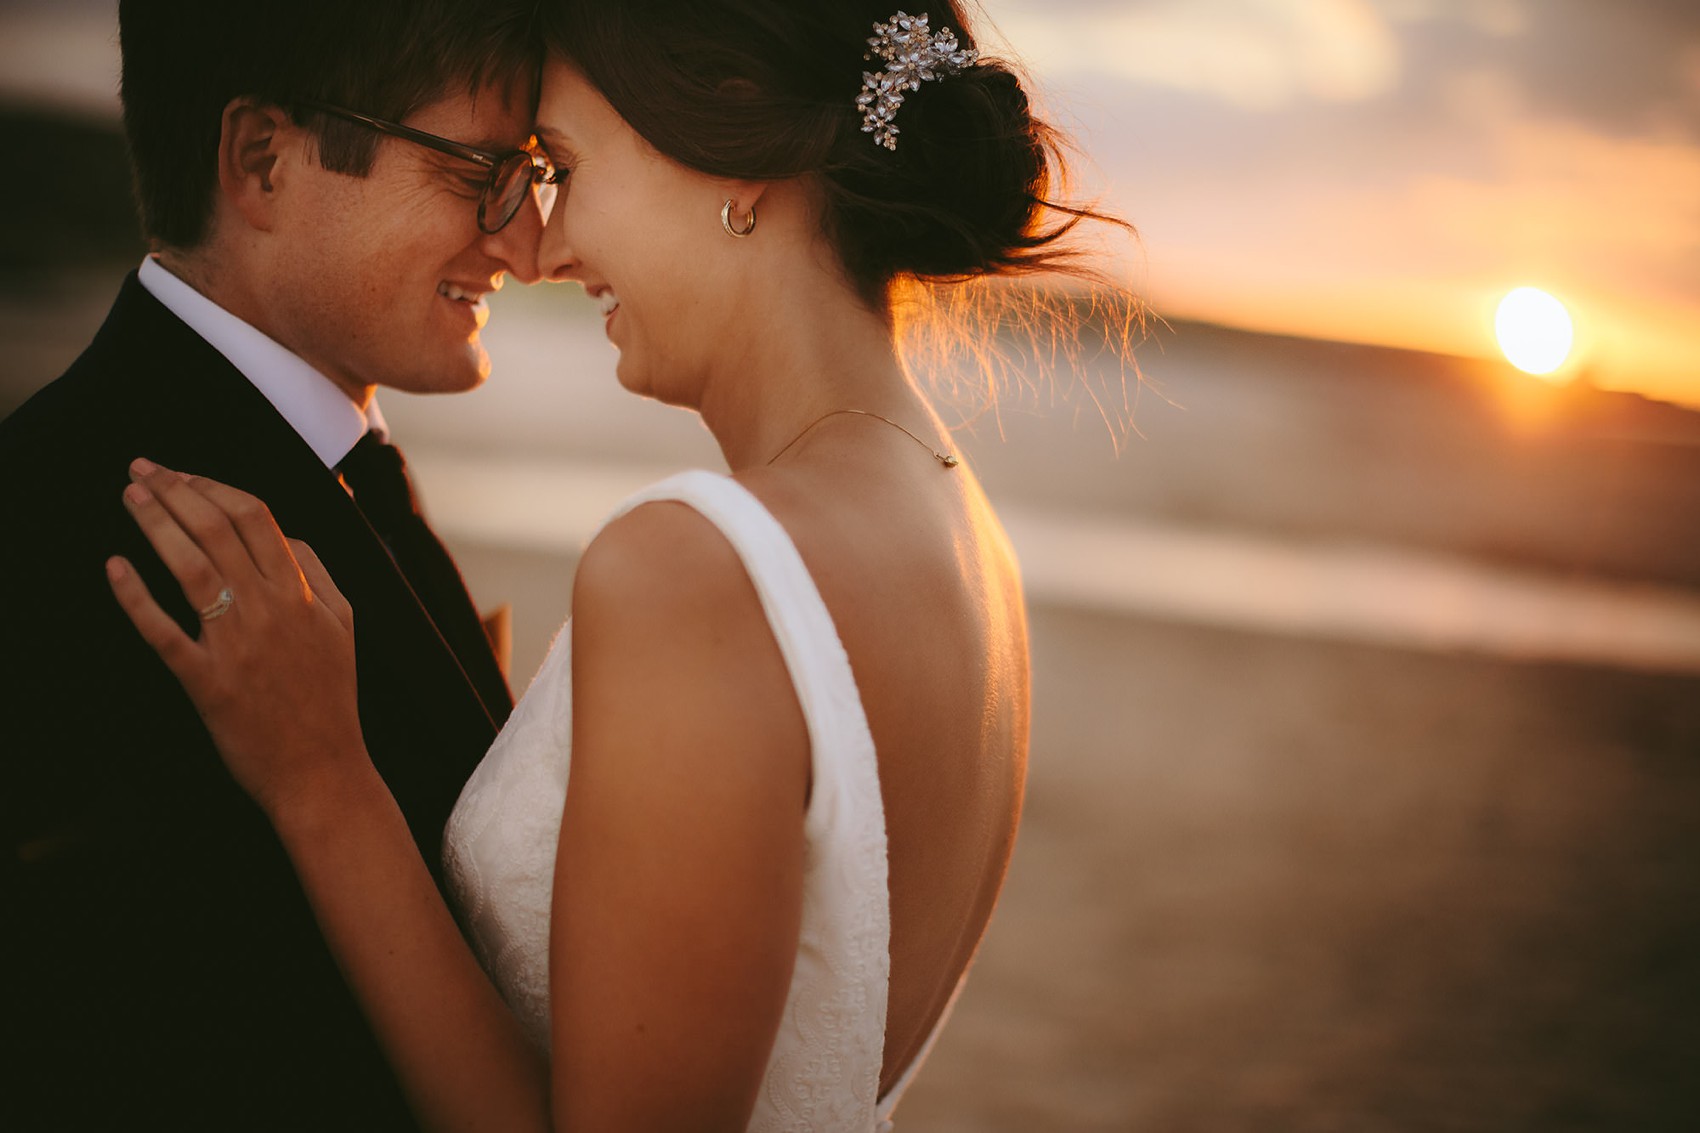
537;0;1132;311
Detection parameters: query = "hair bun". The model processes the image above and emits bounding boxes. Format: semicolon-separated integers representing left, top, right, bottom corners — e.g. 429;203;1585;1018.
892;62;1048;272
824;57;1071;296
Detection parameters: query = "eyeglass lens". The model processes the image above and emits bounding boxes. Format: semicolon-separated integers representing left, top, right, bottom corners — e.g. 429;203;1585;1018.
481;152;552;234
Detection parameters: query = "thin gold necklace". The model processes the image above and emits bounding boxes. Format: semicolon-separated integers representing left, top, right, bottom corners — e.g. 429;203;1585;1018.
765;408;958;468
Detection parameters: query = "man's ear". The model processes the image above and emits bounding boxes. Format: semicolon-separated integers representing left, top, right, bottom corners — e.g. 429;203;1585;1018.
217;99;295;233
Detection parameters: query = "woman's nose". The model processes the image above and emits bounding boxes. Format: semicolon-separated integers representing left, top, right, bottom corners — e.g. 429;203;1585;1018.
537;189;577;283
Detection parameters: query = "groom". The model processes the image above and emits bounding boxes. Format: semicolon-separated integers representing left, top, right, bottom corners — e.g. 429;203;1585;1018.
0;1;544;1127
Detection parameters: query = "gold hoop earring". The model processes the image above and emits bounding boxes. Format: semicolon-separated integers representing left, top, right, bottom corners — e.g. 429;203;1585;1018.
721;198;756;238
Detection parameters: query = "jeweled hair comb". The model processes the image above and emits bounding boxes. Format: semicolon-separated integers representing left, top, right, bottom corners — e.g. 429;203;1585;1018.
855;11;979;151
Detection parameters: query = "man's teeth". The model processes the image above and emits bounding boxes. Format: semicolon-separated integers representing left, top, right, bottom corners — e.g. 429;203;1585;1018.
596;290;620;316
439;283;484;303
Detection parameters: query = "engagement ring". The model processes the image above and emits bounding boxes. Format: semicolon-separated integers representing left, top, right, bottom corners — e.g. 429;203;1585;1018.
197;587;235;621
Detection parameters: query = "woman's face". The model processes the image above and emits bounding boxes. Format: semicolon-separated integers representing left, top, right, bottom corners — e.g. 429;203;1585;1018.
533;58;751;407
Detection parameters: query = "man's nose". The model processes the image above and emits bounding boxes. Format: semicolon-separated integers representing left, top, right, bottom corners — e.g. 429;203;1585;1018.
483;189;548;284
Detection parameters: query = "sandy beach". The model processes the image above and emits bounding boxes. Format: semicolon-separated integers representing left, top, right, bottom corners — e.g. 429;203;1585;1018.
900;609;1700;1131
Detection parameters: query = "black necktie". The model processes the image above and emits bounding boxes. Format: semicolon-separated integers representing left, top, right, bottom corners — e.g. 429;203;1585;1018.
337;432;512;722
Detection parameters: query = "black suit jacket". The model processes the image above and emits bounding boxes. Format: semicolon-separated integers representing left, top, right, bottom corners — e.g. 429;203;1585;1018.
0;275;513;1131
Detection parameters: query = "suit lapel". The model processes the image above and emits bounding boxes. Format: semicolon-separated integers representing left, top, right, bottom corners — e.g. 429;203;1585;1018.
82;278;507;837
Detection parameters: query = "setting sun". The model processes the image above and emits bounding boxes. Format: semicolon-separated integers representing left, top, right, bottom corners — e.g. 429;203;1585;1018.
1495;288;1575;377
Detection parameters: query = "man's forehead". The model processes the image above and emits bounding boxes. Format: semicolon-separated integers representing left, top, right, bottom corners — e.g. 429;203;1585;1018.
410;80;538;145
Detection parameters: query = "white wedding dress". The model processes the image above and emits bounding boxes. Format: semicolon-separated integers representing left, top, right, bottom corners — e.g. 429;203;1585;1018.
443;471;959;1131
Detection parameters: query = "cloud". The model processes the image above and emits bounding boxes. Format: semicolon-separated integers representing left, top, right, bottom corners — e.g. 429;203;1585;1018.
992;0;1401;110
1376;0;1527;38
1379;0;1700;142
1402;102;1700;300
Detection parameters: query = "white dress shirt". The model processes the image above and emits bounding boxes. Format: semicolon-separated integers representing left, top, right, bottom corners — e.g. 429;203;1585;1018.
137;256;386;468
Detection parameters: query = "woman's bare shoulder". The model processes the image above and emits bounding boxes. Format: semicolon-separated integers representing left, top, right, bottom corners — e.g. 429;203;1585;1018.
569;496;808;782
573;496;749;619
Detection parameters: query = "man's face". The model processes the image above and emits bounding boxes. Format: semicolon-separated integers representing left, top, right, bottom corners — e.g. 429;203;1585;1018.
262;83;546;401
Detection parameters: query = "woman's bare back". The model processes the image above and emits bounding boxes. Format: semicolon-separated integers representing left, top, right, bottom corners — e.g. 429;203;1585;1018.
745;440;1031;1092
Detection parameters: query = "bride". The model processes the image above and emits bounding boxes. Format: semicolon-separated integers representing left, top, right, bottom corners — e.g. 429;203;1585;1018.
109;2;1130;1129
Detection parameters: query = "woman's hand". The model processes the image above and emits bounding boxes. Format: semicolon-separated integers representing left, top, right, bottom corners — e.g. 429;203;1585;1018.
106;457;367;819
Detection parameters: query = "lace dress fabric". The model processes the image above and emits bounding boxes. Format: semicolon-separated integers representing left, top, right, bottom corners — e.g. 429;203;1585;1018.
443;470;956;1131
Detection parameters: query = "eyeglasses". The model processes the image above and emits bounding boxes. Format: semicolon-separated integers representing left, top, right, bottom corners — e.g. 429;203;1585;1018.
294;100;558;234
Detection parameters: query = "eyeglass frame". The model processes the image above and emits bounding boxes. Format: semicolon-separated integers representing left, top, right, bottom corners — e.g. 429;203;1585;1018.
292;99;558;234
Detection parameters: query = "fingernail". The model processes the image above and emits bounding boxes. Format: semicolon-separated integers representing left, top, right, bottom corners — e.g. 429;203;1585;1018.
105;556;128;582
124;482;152;506
129;457;158;480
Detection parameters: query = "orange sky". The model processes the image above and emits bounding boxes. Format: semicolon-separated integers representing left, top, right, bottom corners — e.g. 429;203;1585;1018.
992;0;1700;408
3;0;1697;408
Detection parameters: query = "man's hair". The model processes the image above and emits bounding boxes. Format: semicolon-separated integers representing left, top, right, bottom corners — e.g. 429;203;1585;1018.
118;0;539;249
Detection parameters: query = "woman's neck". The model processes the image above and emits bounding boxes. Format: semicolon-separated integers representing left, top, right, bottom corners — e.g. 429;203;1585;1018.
696;266;924;472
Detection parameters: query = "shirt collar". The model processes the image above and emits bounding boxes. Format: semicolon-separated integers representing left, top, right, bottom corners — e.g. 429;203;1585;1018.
136;256;387;467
